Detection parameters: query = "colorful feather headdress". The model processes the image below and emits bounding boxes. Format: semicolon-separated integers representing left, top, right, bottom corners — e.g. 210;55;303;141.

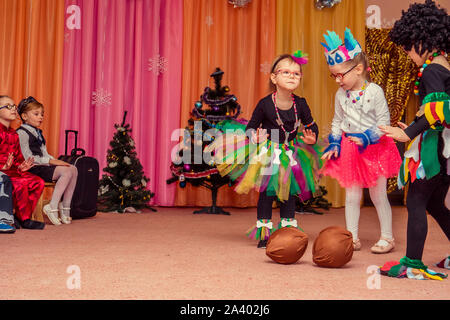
320;28;362;66
292;50;308;65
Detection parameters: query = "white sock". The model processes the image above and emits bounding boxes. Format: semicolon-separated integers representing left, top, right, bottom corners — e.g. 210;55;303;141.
345;185;362;241
368;177;393;240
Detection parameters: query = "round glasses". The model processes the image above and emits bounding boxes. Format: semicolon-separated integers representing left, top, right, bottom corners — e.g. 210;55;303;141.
0;104;17;111
330;64;357;81
276;69;302;79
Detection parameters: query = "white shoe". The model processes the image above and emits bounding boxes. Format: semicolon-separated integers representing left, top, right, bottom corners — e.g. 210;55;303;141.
371;237;395;254
58;203;72;224
43;204;61;225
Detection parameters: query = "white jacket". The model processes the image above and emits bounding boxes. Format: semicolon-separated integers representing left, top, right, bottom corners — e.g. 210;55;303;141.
331;82;390;137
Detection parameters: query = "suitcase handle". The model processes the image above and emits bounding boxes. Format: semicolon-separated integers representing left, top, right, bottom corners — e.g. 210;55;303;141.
71;148;86;157
65;130;78;156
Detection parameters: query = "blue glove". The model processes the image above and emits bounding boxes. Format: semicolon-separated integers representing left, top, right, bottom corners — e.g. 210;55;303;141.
323;134;342;159
346;129;380;152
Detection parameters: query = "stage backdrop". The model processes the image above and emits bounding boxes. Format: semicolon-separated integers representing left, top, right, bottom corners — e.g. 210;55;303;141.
1;0;429;208
60;0;183;206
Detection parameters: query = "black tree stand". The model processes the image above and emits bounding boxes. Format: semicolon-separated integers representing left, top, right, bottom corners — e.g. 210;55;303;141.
193;184;230;215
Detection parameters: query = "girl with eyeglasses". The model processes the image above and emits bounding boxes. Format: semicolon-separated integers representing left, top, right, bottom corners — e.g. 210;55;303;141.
207;51;321;248
320;28;402;253
0;95;45;230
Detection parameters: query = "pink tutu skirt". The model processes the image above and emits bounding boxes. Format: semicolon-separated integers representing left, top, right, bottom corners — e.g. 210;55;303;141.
320;134;402;188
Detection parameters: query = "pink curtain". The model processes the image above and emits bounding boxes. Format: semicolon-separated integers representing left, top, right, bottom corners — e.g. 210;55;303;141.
61;0;183;206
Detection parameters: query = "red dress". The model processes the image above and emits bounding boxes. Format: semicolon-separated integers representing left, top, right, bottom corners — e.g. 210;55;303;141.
0;123;44;221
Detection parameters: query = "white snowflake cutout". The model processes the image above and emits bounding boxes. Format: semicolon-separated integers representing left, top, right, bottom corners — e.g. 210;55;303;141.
148;54;168;76
92;88;112;106
205;16;213;27
260;61;271;74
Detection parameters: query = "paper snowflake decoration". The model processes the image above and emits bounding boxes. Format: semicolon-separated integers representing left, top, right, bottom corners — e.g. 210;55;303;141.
205;16;213;27
92;88;112;106
260;61;271;74
148;54;168;75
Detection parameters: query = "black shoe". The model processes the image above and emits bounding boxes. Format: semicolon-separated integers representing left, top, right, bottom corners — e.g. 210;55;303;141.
257;240;268;248
21;219;45;230
13;216;21;229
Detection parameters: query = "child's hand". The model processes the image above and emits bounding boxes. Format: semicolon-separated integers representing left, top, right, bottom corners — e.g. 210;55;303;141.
251;128;269;144
396;121;409;130
378;123;410;142
321;149;338;160
18;157;34;172
49;159;71;167
1;153;14;170
347;136;363;146
299;129;316;144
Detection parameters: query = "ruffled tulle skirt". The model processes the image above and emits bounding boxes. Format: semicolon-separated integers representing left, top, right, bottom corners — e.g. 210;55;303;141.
320;134;402;188
206;124;323;202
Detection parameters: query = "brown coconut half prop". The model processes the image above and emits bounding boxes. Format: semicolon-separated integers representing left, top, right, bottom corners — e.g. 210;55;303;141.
266;227;309;264
312;225;353;268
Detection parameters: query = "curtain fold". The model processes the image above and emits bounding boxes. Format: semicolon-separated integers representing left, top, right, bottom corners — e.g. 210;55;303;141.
0;0;64;158
175;0;276;208
276;0;366;207
60;0;183;206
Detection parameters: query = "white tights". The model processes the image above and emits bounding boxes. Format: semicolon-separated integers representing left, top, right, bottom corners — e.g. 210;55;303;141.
49;165;78;210
345;176;393;241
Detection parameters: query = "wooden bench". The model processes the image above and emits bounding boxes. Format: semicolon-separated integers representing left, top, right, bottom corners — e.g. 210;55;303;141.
32;182;56;223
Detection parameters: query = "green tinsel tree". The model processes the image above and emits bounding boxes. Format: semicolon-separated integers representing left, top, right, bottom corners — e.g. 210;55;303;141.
97;111;156;213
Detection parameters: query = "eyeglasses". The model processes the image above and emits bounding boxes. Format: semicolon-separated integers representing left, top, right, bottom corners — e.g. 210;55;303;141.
0;104;17;111
330;64;357;81
276;69;302;79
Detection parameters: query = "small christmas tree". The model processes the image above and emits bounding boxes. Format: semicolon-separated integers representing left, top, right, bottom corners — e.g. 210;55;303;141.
167;68;244;215
98;111;156;213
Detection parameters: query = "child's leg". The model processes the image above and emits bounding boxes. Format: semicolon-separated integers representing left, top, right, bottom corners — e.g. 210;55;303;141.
50;165;78;209
257;191;276;220
0;172;14;225
405;177;435;260
10;173;44;221
368;176;393;240
250;191;276;246
345;185;363;241
279;194;296;219
62;165;77;208
425;175;450;241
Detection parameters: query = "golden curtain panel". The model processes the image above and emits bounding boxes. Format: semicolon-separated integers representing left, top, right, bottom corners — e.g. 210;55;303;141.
365;27;418;125
365;27;417;193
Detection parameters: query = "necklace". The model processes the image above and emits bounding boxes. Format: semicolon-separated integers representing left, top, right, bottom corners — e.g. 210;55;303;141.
346;81;368;103
272;92;300;145
414;51;446;95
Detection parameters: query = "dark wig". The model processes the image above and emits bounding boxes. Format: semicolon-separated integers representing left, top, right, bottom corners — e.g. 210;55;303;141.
389;0;449;55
